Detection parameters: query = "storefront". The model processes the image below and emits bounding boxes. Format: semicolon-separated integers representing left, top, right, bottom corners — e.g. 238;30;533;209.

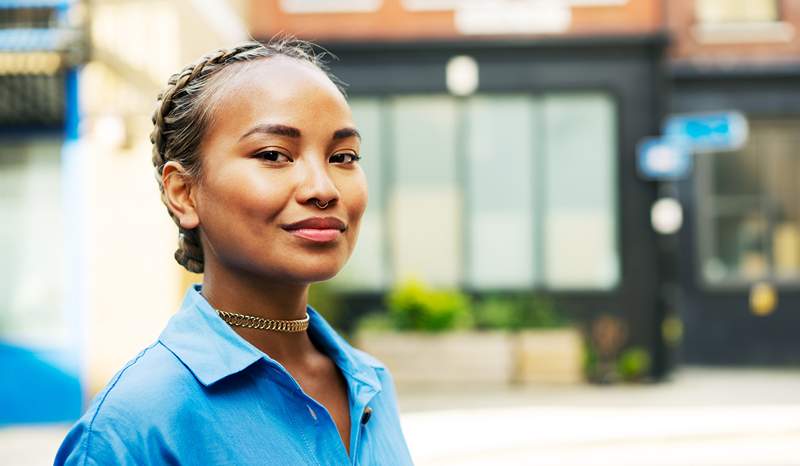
671;64;800;365
318;35;673;377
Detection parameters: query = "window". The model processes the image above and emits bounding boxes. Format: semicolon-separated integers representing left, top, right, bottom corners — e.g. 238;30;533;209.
695;0;779;24
542;94;619;289
697;119;800;286
0;138;66;346
332;99;387;291
279;0;382;13
334;92;619;291
390;96;462;288
466;95;537;288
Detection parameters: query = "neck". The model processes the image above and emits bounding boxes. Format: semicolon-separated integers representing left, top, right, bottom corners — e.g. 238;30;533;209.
200;262;319;367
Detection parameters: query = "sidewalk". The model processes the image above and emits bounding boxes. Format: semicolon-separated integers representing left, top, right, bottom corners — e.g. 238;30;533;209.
398;367;800;465
2;367;799;465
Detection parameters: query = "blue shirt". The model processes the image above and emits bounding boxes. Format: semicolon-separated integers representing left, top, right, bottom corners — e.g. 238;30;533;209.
55;284;414;465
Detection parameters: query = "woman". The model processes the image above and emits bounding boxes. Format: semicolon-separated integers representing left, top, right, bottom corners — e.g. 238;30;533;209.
55;39;414;465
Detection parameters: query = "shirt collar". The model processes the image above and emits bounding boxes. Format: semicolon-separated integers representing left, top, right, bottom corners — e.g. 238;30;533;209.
159;284;382;391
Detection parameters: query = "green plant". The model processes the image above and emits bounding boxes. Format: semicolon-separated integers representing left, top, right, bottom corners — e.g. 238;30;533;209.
616;346;651;382
472;294;571;331
519;295;568;329
582;339;599;380
473;296;520;330
385;278;474;332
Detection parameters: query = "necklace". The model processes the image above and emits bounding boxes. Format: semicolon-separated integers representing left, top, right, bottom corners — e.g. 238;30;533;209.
216;308;310;333
200;291;310;333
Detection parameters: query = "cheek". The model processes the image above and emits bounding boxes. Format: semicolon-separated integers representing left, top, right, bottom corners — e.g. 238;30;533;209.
199;169;290;226
343;172;368;219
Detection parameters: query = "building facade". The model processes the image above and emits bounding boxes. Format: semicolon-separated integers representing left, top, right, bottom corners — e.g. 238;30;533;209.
666;0;800;365
0;0;87;423
248;0;800;370
249;0;671;375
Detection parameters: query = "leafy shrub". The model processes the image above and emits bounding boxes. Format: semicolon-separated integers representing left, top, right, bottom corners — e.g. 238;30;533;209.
520;295;568;329
616;346;651;382
384;278;474;332
473;294;570;331
473;296;520;330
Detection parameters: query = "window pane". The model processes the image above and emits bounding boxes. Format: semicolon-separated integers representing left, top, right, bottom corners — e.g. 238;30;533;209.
333;98;386;290
0;138;66;346
698;119;800;285
466;95;536;289
696;0;779;24
706;212;770;282
389;96;461;287
542;93;619;289
713;149;762;197
764;122;800;280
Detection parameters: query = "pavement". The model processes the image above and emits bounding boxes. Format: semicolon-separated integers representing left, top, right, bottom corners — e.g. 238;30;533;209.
397;367;800;466
2;367;799;465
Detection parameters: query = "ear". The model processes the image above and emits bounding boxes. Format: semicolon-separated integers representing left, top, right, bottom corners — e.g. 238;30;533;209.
162;161;200;229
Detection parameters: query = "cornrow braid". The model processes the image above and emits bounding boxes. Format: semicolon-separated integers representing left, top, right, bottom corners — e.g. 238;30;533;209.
150;37;344;273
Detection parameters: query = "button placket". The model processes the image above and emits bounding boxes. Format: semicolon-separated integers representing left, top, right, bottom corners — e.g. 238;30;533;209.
360;406;372;425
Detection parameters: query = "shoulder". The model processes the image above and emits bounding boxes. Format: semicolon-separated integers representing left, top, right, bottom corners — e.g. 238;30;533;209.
93;341;199;416
349;345;388;371
55;342;198;465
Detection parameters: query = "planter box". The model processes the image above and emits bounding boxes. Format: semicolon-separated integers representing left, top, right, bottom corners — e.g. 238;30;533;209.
355;330;514;387
355;327;586;387
512;328;585;384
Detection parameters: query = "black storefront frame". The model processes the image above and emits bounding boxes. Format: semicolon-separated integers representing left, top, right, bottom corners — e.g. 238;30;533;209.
306;34;671;377
670;65;800;365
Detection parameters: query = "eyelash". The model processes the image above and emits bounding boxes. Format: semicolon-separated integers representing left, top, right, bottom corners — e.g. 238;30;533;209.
254;151;361;165
330;153;362;164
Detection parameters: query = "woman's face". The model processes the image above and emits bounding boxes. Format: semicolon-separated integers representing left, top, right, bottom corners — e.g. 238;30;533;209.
191;56;367;284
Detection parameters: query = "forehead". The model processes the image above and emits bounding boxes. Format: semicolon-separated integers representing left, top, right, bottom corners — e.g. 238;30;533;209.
205;56;352;134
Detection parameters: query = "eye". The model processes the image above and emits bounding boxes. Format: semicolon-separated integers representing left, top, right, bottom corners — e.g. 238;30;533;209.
330;153;361;164
254;150;292;163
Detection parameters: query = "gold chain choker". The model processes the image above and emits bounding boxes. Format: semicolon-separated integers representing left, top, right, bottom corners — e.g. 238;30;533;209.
215;309;310;333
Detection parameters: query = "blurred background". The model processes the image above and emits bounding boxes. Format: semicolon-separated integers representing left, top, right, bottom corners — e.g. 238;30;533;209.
1;0;800;464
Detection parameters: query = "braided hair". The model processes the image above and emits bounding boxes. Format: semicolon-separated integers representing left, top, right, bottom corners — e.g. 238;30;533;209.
150;38;344;273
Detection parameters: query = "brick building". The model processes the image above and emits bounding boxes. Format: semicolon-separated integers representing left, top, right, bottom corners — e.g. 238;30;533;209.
246;0;800;371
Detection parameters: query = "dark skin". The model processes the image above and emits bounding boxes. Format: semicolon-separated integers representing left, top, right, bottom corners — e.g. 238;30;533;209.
161;56;368;456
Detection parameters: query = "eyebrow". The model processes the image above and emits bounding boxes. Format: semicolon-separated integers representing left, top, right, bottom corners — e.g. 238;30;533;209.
333;127;361;140
239;124;361;141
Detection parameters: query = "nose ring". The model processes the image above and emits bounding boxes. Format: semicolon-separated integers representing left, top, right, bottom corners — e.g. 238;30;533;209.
315;200;329;209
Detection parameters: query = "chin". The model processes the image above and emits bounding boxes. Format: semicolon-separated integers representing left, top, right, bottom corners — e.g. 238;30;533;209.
281;257;346;284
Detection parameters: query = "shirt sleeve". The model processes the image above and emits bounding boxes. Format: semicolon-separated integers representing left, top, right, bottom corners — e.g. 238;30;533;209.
54;414;144;466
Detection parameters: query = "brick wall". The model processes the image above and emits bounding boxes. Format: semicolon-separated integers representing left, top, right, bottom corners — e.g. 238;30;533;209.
249;0;662;41
667;0;800;63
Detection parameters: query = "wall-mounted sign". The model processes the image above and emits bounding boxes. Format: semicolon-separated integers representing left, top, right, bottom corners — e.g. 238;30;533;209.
663;111;749;153
402;0;628;11
637;136;692;180
280;0;382;13
454;1;571;35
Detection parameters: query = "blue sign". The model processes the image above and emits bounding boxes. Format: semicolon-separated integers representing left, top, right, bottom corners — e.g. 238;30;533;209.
637;137;692;180
664;111;749;153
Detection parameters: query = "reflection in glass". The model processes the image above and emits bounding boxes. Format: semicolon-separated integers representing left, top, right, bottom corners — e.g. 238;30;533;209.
699;119;800;285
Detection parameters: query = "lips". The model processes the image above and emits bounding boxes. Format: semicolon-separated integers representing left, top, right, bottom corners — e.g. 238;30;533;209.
281;216;346;232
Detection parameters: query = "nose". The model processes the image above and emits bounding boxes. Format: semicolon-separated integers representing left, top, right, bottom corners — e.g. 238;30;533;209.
296;155;339;208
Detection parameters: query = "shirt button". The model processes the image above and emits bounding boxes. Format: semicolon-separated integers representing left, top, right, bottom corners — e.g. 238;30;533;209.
360;406;373;425
307;404;318;421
